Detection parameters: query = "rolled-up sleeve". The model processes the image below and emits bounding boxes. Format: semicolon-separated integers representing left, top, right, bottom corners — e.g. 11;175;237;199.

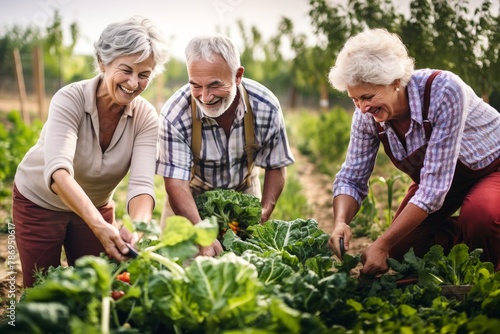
333;109;379;206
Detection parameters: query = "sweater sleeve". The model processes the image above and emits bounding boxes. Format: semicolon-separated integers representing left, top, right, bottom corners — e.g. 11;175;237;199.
43;84;85;192
126;99;159;210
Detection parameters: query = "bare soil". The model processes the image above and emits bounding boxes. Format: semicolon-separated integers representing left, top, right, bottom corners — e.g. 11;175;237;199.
290;147;373;256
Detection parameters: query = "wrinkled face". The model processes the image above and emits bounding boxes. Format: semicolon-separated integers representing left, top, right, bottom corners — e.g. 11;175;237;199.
347;83;402;122
100;53;154;105
187;54;241;118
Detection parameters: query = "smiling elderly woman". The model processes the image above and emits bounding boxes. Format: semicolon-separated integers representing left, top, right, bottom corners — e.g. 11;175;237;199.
327;28;500;275
12;16;170;287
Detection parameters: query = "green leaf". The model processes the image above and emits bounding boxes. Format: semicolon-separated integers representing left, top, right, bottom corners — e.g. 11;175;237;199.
4;302;70;333
194;216;219;246
75;256;112;293
195;189;262;238
161;215;197;245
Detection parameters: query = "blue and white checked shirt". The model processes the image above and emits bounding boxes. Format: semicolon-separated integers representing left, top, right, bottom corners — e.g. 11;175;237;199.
333;69;500;214
156;78;295;189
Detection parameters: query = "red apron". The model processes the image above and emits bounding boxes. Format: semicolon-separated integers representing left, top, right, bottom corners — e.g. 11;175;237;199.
376;71;500;270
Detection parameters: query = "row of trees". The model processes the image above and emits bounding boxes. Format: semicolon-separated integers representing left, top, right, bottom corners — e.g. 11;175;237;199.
0;0;499;113
281;0;500;106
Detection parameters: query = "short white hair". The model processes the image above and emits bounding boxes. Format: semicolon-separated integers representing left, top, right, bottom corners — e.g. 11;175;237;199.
184;34;241;75
328;28;415;91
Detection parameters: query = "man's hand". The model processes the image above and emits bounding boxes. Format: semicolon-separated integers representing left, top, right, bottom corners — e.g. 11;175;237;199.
327;222;351;259
260;207;270;224
198;239;223;257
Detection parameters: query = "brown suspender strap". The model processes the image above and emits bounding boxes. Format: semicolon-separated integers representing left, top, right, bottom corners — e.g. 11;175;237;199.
241;84;259;188
190;83;257;189
191;96;202;180
377;70;441;152
422;70;441;141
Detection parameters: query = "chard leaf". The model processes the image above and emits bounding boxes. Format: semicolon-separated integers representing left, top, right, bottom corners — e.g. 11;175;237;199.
448;243;470;284
74;256;112;293
161;215;197;245
11;302;70;333
194;216;219;246
246;218;332;263
241;252;296;286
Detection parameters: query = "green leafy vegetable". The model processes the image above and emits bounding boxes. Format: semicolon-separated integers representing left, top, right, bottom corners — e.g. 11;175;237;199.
4;216;500;334
195;188;262;239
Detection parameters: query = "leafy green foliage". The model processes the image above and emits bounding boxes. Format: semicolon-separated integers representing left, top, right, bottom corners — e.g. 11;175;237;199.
224;218;332;266
351;174;409;240
0;111;42;184
2;215;500;333
195;188;262;239
0;111;43;222
289;108;352;176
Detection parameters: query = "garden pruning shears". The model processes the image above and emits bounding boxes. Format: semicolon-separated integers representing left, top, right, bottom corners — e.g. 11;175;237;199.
125;243;139;258
339;237;346;258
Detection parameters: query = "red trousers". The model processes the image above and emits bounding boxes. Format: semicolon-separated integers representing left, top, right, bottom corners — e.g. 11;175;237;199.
12;185;115;287
389;169;500;271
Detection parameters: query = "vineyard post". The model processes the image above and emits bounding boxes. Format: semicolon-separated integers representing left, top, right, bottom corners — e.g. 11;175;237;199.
33;45;46;121
13;48;30;125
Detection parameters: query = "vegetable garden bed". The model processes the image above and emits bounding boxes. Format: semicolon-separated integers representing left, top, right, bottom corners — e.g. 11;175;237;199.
1;213;499;333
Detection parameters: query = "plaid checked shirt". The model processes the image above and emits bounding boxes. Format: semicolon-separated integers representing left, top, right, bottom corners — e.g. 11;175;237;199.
333;69;500;213
156;78;295;189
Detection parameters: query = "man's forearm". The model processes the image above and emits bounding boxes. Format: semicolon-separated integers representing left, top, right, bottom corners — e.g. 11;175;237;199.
164;178;201;224
261;167;286;222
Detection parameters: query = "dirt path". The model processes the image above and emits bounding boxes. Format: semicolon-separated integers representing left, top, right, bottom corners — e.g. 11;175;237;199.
290;147;372;255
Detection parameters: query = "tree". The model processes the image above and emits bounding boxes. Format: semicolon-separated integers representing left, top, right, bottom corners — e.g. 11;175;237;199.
304;0;499;103
401;0;499;102
44;10;80;89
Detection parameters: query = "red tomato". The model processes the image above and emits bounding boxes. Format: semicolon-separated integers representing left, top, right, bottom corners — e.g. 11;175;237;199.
116;272;131;284
111;290;125;300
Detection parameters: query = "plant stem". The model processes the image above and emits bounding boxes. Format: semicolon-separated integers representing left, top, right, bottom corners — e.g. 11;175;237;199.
101;296;111;334
144;248;186;279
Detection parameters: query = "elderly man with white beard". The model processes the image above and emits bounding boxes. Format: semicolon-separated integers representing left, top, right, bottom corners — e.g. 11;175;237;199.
156;34;295;256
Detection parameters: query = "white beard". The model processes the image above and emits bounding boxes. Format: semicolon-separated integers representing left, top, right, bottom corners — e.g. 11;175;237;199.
198;83;238;118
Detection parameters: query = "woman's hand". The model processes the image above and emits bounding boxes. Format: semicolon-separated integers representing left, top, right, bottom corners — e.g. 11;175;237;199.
360;240;390;276
328;222;352;259
90;222;130;261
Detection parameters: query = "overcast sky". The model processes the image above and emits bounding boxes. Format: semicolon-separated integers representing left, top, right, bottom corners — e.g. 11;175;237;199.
0;0;496;60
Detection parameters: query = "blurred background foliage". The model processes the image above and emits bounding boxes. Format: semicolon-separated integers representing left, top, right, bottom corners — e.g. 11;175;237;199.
1;0;498;112
0;0;498;237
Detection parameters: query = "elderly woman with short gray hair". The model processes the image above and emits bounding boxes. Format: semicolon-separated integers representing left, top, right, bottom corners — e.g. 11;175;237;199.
13;16;170;287
327;28;500;275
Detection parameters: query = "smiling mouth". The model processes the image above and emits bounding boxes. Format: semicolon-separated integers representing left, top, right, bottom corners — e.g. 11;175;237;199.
119;85;135;94
205;98;221;106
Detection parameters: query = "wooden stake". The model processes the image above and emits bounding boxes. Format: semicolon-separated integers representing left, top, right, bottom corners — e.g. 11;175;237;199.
33;45;46;121
13;48;30;125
